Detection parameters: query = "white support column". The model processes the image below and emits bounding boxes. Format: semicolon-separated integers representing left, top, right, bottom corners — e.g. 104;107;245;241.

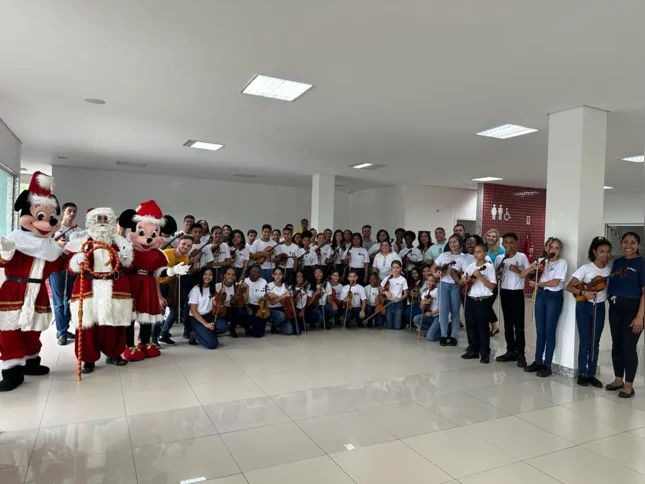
311;174;335;232
545;106;607;374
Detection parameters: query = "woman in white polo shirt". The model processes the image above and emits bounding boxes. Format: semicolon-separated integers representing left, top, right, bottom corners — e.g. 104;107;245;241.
188;267;230;349
565;237;612;388
431;234;464;347
373;240;402;282
344;233;370;285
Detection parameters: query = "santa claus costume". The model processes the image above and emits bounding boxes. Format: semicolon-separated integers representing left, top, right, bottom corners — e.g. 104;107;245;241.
67;207;134;373
121;201;188;362
0;172;67;392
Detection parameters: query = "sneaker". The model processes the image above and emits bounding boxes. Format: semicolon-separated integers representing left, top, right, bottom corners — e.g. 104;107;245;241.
517;354;527;368
57;334;67;346
495;352;518;363
480;354;490;364
587;376;603;388
182;329;190;339
461;352;479;359
537;366;552;378
151;336;161;349
448;337;458;346
160;334;176;346
439;337;448;347
524;360;543;373
188;332;197;345
577;375;589;387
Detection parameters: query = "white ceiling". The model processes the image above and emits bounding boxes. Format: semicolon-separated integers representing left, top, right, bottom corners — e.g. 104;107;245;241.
2;0;645;192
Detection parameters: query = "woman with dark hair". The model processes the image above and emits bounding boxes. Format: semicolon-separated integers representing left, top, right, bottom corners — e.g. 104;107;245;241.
431;234;464;346
267;267;294;335
418;231;433;262
343;233;369;285
404;266;422;326
197;219;210;242
221;224;233;244
373;239;402;282
566;237;612;387
329;230;346;281
229;229;249;280
343;230;353;248
605;232;644;398
187;267;229;349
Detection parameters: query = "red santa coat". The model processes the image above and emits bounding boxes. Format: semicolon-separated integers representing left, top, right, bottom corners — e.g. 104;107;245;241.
130;248;168;324
0;231;66;332
68;236;134;329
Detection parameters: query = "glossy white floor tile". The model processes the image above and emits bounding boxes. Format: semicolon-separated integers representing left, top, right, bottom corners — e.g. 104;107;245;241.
2;326;643;483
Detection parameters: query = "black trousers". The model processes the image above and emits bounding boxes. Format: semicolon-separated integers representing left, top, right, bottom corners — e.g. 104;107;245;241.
500;289;525;354
351;267;366;284
466;296;492;356
609;296;643;383
126;322;151;347
243;305;268;338
489;287;499;324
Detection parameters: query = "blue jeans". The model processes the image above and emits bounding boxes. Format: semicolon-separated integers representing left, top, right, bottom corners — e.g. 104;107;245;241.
261;268;273;282
413;314;440;341
304;308;322;326
404;303;421;327
534;289;564;366
439;282;461;338
49;271;77;336
320;303;339;325
343;307;364;327
386;301;404;330
189;314;229;349
269;309;293;335
365;305;385;326
576;301;605;377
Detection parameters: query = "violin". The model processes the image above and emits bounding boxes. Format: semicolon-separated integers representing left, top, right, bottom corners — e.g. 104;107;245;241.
343;283;355;308
329;287;339;311
461;264;488;296
438;260;457;277
161;231;183;250
55;225;78;242
255;285;271;319
255;242;282;265
327;246;342;267
231;259;250;308
495;253;510;280
573;268;628;302
421;283;435;316
190;235;213;259
308;282;324;308
212;275;228;318
211;243;221;258
375;275;392;315
284;282;309;320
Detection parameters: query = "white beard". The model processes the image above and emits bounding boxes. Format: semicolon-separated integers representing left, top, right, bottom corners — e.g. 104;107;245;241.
88;224;116;243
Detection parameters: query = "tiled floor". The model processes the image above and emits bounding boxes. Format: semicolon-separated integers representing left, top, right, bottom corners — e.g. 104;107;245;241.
1;325;644;484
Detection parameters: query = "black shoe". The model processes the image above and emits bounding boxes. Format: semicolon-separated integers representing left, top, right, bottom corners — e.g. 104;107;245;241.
496;352;518;363
66;331;75;339
448;337;458;346
480;355;490;364
357;322;364;328
490;328;500;336
618;389;635;399
151;336;161;349
524;360;543;373
106;356;128;366
81;362;95;374
160;334;176;346
605;381;625;391
229;330;239;338
366;322;374;328
182;329;190;339
587;377;603;388
325;322;333;330
440;337;448;347
270;326;278;335
537;366;552;378
577;375;589;387
23;357;50;376
461;352;479;360
0;366;24;392
57;334;67;346
188;332;197;345
517;355;527;368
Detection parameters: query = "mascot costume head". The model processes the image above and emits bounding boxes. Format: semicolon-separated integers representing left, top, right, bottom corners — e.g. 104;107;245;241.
15;171;61;238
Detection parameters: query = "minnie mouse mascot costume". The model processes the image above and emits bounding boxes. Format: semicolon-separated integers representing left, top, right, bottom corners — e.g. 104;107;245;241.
0;172;68;392
119;201;188;361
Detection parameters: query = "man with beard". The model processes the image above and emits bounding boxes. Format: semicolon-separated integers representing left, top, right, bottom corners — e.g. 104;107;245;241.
67;208;134;373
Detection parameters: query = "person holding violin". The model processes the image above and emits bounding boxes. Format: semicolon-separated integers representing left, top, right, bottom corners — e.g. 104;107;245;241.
291;270;318;332
328;230;347;280
306;267;331;329
275;227;300;284
241;264;269;338
297;231;318;285
484;229;505;336
495;232;529;367
212;267;242;338
209;225;232;278
327;269;343;326
364;272;385;328
229;229;250;281
267;267;294;335
521;238;567;378
250;224;278;282
381;260;408;330
412;268;440;339
344;233;370;285
373;240;402;282
339;269;367;328
404;267;422;325
565;237;612;388
605;232;645;398
431;234;464;346
315;232;331;279
187;267;229;349
459;242;497;363
399;231;424;272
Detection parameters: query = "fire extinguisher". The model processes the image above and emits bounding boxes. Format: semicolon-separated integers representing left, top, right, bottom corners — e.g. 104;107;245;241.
525;233;534;262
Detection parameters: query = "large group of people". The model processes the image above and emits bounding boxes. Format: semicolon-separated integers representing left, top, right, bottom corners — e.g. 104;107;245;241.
0;172;642;398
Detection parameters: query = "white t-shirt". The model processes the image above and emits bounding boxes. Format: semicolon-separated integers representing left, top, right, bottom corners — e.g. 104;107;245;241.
345;247;370;268
299;246;319;267
251;239;277;270
267;282;288;308
319;244;333;266
188;285;214;315
310;282;330;306
420;286;440;314
245;242;254;252
231;245;250;269
329;283;343;302
193;241;214;270
340;284;367;308
365;285;380;306
381;275;408;299
214;282;236;307
331;245;348;264
392;241;403;253
572;263;611;303
294;285;309;309
495;252;529;291
276;243;300;269
368;242;382;256
464;262;497;298
399;247;424;271
458;254;492;273
211;242;231;263
539;258;568;292
434;252;461;284
244;277;268;305
373;252;403;281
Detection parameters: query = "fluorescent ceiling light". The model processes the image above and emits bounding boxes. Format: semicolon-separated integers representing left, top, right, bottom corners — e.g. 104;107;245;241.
471;177;503;182
604;186;613;190
183;140;224;151
622;155;644;162
476;124;538;139
242;74;313;101
351;163;374;169
84;98;106;105
116;160;148;168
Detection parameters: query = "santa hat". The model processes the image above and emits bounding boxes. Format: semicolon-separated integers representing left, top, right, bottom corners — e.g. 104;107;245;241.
86;207;115;222
27;171;57;208
133;200;165;226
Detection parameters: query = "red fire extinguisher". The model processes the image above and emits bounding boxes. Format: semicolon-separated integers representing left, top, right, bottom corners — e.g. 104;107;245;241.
525;233;534;262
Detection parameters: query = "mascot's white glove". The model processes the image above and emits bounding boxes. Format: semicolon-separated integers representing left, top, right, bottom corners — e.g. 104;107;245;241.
0;237;16;259
167;262;190;277
72;253;85;265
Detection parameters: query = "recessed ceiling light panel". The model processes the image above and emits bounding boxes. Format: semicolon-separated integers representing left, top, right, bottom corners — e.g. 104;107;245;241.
604;186;613;190
351;163;373;169
348;163;385;171
242;74;313;102
476;124;538;139
622;155;644;162
56;156;68;160
116;160;148;168
183;140;224;151
84;98;106;105
471;177;503;182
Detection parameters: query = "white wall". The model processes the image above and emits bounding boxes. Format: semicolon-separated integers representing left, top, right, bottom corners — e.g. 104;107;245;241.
0;118;21;174
403;185;477;234
52;166;316;234
603;192;644;225
349;185;406;235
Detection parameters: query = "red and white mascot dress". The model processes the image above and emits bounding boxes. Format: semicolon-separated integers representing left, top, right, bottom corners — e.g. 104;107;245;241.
0;172;67;392
67;207;134;373
119;201;188;362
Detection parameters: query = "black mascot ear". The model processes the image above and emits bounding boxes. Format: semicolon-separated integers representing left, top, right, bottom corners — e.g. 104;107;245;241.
162;215;178;236
118;209;137;231
52;195;61;216
14;190;30;213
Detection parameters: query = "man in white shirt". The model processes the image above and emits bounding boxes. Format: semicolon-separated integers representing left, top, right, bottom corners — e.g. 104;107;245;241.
250;224;278;281
275;227;300;283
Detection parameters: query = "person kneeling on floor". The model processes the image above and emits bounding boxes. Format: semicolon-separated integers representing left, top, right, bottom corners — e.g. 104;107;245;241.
188;267;229;349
